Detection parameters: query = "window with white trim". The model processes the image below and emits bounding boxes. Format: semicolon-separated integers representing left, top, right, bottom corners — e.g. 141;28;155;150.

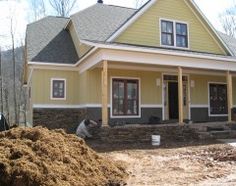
161;19;188;48
51;79;66;99
112;79;139;116
209;83;227;115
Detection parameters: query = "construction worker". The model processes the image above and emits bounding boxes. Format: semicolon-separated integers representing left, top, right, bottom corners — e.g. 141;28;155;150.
76;119;98;139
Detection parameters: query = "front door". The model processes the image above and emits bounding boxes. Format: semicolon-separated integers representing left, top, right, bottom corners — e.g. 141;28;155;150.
168;82;179;119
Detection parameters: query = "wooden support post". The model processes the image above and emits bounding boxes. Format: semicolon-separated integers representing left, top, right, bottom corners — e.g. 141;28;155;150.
227;71;233;123
178;67;184;125
102;60;108;126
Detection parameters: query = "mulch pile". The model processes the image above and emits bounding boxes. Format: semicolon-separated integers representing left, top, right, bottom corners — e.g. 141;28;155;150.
0;127;127;186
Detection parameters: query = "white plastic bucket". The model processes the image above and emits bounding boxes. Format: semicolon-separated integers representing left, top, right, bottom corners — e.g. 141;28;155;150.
152;135;161;146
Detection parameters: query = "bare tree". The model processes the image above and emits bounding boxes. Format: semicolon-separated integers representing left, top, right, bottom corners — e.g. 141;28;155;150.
134;0;145;8
10;17;18;125
30;0;46;21
0;47;3;113
49;0;77;17
3;87;10;125
220;5;236;37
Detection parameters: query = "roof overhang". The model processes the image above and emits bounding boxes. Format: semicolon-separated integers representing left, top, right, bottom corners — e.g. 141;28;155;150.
28;40;236;74
78;40;236;74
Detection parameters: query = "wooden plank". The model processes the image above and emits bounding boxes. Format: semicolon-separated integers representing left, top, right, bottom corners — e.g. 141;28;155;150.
102;60;108;126
178;67;184;125
227;71;233;122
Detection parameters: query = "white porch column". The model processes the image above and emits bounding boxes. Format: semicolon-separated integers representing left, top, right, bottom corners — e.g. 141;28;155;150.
178;67;184;125
227;71;233;123
101;60;108;126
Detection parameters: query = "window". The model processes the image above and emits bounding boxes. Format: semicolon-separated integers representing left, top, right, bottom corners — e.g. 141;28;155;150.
209;83;227;115
112;79;139;116
176;23;188;47
161;19;188;48
161;21;174;46
51;79;66;99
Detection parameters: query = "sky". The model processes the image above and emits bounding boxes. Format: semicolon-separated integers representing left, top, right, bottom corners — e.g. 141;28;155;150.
0;0;235;49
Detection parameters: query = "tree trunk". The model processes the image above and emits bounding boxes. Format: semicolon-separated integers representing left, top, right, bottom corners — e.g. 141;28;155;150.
0;47;3;113
11;19;18;125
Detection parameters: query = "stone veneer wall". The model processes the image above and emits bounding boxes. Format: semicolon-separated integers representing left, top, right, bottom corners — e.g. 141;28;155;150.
33;107;163;132
33;108;87;133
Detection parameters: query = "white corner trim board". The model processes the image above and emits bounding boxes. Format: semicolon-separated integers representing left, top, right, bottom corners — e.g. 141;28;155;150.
190;104;209;108
33;104;164;109
33;104;105;109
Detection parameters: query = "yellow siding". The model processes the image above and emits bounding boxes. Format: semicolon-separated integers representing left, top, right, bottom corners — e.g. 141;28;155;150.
190;75;226;105
233;77;236;105
78;71;89;104
32;68;235;107
85;68;162;105
68;23;91;58
32;69;80;105
116;0;226;55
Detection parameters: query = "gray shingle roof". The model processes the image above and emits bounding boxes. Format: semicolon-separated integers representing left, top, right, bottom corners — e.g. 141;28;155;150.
26;3;236;65
26;16;79;64
71;4;136;41
218;32;236;56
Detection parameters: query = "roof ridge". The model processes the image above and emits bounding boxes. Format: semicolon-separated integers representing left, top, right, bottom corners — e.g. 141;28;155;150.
27;16;69;27
105;4;137;10
70;3;136;18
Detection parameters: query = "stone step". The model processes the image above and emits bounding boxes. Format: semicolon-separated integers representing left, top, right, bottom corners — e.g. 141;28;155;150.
210;130;231;138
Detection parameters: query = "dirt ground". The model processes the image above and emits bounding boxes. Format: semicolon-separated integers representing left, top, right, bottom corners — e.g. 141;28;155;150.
97;141;236;186
0;127;127;186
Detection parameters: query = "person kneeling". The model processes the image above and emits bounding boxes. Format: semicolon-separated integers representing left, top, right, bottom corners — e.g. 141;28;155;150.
76;119;98;139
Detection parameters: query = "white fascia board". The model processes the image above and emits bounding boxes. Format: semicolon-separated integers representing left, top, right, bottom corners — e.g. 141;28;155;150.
28;61;75;67
189;0;234;56
75;47;98;66
100;49;236;71
80;40;236;63
79;50;104;74
106;0;157;42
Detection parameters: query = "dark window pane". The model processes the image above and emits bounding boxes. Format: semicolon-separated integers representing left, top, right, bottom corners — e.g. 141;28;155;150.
161;20;174;46
162;33;173;46
176;23;188;48
166;22;173;33
52;80;65;98
112;79;139;116
161;21;167;32
176;23;187;35
176;35;187;47
209;84;228;115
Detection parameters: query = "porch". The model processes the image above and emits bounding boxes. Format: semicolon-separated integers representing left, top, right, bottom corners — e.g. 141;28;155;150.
85;62;235;126
77;42;236;126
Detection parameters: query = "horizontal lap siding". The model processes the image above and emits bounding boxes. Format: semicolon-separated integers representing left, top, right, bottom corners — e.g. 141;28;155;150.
32;69;80;105
116;0;226;55
86;68;162;105
190;75;226;105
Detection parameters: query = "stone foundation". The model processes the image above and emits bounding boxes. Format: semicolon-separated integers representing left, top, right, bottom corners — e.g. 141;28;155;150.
33;107;163;132
33;108;87;133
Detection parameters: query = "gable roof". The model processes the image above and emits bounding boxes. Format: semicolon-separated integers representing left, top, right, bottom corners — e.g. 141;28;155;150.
27;2;236;66
70;3;136;41
218;32;236;56
26;16;79;64
104;0;233;56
